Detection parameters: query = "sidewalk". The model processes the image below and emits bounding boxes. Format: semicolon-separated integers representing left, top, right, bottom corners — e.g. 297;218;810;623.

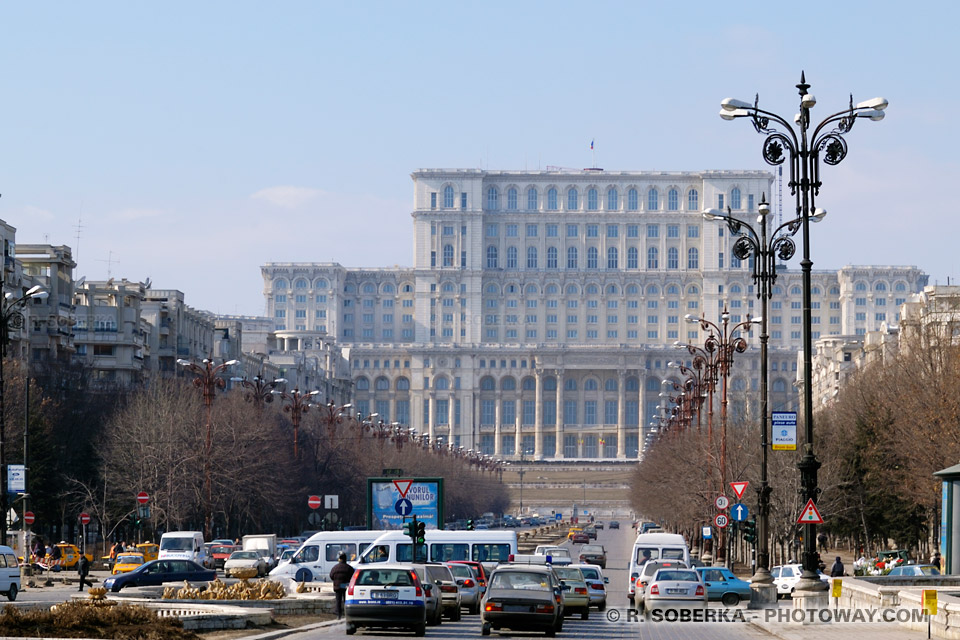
750;618;928;640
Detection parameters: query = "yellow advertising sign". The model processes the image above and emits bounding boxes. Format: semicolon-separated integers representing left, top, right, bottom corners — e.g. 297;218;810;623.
831;578;842;598
923;589;938;616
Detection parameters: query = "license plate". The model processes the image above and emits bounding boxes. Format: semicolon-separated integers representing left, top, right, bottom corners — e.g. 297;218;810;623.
504;604;532;612
373;590;398;599
666;588;687;595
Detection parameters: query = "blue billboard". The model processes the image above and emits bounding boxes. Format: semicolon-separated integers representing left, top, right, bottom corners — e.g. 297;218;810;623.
367;477;444;530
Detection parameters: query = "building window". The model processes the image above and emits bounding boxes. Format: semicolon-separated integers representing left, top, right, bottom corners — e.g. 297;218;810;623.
567;247;578;269
527;246;538;269
647;247;658;269
547;247;558;269
731;187;742;209
506;246;518;269
587;188;598;210
688;189;699;210
607;224;619;238
688;247;699;269
443;185;454;208
607;188;618;210
587;247;599;269
648;188;658;210
443;244;454;267
486;223;498;237
548;188;558;210
627;247;639;269
668;189;679;211
668;247;679;269
461;192;467;209
487;186;499;210
628;188;638;210
718;194;724;209
566;224;578;237
526;224;538;237
486;245;498;268
647;224;659;238
527;187;538;210
567;188;578;210
607;247;618;269
507;187;518;210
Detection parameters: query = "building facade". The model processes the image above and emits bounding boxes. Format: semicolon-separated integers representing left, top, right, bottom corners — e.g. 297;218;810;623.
262;169;928;461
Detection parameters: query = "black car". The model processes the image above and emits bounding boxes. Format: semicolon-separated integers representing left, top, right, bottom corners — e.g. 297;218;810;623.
102;559;216;592
609;521;620;530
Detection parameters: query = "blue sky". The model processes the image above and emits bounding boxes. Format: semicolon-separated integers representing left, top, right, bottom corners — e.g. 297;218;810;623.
2;1;956;315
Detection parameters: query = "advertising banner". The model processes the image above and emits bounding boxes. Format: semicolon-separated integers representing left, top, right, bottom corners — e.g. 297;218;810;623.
367;477;444;530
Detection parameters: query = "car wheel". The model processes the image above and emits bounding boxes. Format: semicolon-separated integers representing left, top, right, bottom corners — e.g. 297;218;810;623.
546;627;556;637
414;623;426;637
471;602;481;615
345;623;356;635
7;585;17;601
481;622;491;636
598;600;606;612
628;594;634;604
581;608;589;620
294;568;313;583
451;607;461;622
721;592;740;607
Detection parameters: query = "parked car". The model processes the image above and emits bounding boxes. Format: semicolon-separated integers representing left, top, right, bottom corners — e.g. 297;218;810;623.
887;565;941;576
695;566;752;606
578;544;606;569
44;543;93;570
0;545;21;601
481;563;563;637
112;553;146;575
345;564;426;636
103;559;215;592
642;567;706;612
224;550;269;577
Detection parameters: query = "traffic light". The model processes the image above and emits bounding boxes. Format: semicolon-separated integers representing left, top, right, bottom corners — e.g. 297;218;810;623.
416;521;426;545
403;518;416;543
467;519;474;531
742;517;757;544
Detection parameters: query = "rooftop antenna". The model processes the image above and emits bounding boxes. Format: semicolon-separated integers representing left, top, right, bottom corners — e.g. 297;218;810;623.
74;212;84;262
97;250;119;279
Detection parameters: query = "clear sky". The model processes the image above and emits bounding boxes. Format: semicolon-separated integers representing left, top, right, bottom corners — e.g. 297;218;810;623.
2;1;956;316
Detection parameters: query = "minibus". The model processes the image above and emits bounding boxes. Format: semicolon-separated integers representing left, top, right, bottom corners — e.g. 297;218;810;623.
357;530;517;575
270;530;384;582
627;532;690;602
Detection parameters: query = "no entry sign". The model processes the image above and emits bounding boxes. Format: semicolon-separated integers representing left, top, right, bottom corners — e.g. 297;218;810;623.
79;512;91;525
23;511;35;525
307;495;322;510
137;491;149;505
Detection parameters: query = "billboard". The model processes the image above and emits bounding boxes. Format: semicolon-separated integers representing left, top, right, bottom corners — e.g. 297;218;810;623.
367;477;444;530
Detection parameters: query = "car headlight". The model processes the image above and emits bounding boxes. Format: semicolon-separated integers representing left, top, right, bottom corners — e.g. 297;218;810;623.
104;578;115;587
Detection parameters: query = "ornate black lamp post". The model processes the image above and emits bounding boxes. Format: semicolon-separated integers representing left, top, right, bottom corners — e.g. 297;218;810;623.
177;357;238;539
0;284;47;545
703;195;801;600
719;72;887;590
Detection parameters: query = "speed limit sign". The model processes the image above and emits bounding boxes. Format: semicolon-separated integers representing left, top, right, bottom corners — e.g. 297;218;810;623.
714;513;729;529
715;495;730;510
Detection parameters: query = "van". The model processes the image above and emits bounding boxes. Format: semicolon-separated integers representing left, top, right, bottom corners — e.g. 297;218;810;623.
158;531;207;566
627;532;690;603
358;530;517;575
270;530;385;583
0;545;21;600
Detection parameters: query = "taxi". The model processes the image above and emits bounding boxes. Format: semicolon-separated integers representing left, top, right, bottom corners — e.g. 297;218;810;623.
136;543;159;562
566;527;583;540
481;559;563;637
112;552;146;575
46;543;93;569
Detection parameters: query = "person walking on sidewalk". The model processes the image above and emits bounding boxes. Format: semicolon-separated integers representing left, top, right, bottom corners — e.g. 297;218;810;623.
329;552;355;619
830;556;845;577
77;554;94;591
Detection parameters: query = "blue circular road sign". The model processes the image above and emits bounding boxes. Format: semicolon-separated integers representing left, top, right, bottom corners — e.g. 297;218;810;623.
731;503;749;522
395;498;413;516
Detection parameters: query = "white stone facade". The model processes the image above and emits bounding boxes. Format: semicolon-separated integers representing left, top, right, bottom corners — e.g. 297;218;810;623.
261;169;928;461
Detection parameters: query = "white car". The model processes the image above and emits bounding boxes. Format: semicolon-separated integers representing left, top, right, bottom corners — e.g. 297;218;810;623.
641;567;706;612
345;564;426;636
770;564;829;597
224;550;268;577
570;563;607;611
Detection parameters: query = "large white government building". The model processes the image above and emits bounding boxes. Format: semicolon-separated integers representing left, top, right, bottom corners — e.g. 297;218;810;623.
261;168;927;461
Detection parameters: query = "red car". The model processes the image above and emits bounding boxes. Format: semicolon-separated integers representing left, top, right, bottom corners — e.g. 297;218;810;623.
209;544;238;570
572;532;590;544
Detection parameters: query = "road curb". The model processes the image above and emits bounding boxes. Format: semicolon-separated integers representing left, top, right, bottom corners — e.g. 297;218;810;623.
240;618;343;640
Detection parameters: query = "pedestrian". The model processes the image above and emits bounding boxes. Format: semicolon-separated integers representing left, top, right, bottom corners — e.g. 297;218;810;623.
830;556;844;577
818;532;828;553
50;543;62;571
77;554;94;591
933;551;942;572
329;552;355;619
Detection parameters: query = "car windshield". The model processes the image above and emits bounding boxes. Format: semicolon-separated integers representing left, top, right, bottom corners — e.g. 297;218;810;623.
546;548;570;558
655;570;699;582
160;538;194;551
448;564;472;579
211;546;233;554
581;545;603;553
116;555;143;564
579;567;600;579
230;551;258;559
553;568;583;581
491;571;550;590
357;569;414;586
920;566;941;575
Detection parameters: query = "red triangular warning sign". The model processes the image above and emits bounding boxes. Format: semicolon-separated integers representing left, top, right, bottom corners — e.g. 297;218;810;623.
394;479;413;498
730;481;749;500
797;498;824;524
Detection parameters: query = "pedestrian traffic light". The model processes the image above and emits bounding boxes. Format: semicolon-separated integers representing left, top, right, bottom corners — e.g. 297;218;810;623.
743;517;757;544
416;521;426;545
467;519;474;531
403;518;416;542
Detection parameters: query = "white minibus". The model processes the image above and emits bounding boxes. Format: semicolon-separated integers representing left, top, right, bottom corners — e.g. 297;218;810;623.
627;532;690;602
159;531;208;566
0;545;20;601
357;530;517;575
270;530;384;582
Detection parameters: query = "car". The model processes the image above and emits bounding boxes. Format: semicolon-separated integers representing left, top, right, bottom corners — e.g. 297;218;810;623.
447;562;482;614
571;531;590;544
278;548;296;563
345;564;426;636
578;544;606;569
609;521;620;530
570;563;607;611
481;563;563;637
410;564;446;625
449;560;489;594
583;525;597;540
594;521;604;530
642;567;706;613
552;566;590;619
209;544;237;570
414;563;461;621
695;566;752;606
112;553;146;575
887;564;941;576
224;550;269;577
771;564;830;597
103;559;216;592
0;545;21;601
44;543;93;570
534;546;572;566
566;527;583;540
633;560;688;605
212;539;235;546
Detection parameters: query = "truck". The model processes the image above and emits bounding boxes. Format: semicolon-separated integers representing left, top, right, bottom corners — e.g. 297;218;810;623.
242;534;278;571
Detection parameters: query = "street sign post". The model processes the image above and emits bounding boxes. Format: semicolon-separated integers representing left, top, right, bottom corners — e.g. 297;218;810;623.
797;498;824;524
715;495;730;510
714;513;729;529
730;503;749;522
702;525;712;539
23;511;34;526
79;513;90;525
307;495;322;510
324;495;339;510
136;491;149;505
729;481;749;500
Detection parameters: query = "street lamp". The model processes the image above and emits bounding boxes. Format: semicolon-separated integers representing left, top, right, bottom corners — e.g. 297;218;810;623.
274;388;320;457
315;401;353;442
0;284;47;545
719;72;887;591
235;374;287;408
684;309;759;564
177;357;238;540
702;195;801;602
518;447;532;516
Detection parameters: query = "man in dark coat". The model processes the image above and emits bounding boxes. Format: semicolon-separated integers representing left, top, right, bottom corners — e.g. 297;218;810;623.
830;556;844;577
77;554;94;591
329;552;355;619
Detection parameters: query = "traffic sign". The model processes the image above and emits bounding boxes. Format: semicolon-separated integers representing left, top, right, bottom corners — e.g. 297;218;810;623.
23;511;34;526
136;491;149;505
307;495;322;510
772;411;798;450
79;512;90;525
393;479;413;498
714;513;729;529
395;498;413;516
715;495;730;510
324;495;339;510
731;503;749;522
797;498;824;524
702;525;712;539
729;481;749;500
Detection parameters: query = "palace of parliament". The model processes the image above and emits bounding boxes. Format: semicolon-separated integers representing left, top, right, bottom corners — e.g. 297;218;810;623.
260;168;927;461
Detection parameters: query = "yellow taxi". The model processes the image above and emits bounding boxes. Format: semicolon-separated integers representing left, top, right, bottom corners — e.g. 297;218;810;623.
112;552;146;575
567;527;584;540
48;543;93;569
136;543;159;562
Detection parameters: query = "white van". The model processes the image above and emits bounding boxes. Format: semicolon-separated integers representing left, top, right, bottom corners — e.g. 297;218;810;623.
627;532;690;602
0;545;20;601
358;530;517;575
159;531;207;566
270;530;384;583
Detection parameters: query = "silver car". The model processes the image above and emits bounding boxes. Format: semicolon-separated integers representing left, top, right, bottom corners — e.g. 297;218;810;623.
224;550;268;577
447;562;481;614
570;563;607;611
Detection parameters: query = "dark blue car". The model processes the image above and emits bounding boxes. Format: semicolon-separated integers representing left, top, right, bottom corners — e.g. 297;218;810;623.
103;559;215;592
695;566;752;606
